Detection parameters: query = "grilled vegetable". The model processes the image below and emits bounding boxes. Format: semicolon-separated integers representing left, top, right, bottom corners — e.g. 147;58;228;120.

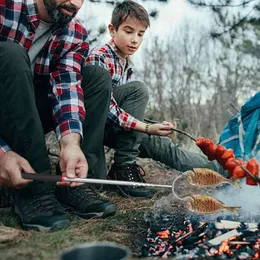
246;158;259;186
183;168;240;189
215;145;226;161
184;194;240;216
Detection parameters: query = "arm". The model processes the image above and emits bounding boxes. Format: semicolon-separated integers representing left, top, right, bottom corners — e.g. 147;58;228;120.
86;52;173;135
50;26;89;141
50;24;89;185
86;53;138;130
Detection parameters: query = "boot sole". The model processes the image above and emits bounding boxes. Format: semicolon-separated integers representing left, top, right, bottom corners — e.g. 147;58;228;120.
64;204;117;219
23;220;71;232
14;206;70;232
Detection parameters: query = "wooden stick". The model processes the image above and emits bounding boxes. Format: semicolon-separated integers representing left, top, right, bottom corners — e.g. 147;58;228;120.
208;229;242;246
229;241;251;245
175;223;206;242
215;220;257;231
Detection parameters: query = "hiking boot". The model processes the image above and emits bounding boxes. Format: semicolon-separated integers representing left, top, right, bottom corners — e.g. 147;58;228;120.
107;162;154;198
55;186;117;219
14;190;70;232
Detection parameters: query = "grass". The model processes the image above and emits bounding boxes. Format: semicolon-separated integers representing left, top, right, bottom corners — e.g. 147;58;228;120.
0;195;156;260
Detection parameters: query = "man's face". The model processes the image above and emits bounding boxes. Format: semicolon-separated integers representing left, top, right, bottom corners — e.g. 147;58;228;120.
43;0;83;26
108;17;147;58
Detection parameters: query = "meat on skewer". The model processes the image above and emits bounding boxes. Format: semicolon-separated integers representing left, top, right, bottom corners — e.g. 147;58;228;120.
184;194;240;216
183;168;240;189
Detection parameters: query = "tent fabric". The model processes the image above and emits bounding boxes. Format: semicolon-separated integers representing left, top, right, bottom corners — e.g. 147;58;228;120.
219;92;260;161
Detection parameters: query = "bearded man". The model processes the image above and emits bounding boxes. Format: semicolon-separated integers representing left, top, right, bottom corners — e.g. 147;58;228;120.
0;0;116;232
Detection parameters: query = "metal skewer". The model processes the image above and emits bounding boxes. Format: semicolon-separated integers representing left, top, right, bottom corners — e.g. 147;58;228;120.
234;161;260;185
21;173;172;189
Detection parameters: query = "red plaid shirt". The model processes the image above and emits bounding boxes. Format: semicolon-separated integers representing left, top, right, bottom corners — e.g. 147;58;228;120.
0;0;89;154
85;40;137;130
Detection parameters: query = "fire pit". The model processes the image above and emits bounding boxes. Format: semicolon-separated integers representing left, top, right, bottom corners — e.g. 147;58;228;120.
140;209;260;259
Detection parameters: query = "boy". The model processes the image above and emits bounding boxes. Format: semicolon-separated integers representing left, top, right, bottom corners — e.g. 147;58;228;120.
85;0;224;198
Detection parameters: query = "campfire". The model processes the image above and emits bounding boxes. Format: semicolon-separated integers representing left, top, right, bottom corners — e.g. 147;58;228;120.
141;211;260;259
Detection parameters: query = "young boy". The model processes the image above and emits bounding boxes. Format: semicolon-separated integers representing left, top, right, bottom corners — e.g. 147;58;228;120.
85;0;225;198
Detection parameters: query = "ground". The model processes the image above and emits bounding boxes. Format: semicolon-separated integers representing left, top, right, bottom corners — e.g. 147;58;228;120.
0;150;186;259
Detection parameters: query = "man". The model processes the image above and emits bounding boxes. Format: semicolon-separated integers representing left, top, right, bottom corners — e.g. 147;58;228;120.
0;0;116;232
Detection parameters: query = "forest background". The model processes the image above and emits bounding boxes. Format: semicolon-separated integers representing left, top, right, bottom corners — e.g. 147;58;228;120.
78;0;260;148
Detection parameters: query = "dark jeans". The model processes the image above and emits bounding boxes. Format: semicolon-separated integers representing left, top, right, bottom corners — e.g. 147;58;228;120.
0;42;112;192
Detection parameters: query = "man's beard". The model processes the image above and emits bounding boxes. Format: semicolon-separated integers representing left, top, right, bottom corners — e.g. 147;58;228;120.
43;0;77;26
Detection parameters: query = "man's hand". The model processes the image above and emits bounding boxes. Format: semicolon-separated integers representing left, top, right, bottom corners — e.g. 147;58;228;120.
58;133;88;187
147;121;174;136
0;151;35;188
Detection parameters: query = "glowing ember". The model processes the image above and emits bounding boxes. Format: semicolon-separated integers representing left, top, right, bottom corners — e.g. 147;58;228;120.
141;218;260;259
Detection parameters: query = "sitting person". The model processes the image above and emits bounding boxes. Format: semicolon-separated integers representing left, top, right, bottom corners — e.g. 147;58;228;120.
0;0;118;231
85;0;225;198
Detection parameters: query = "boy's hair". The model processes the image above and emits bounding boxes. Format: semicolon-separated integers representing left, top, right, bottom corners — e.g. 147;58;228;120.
111;0;150;30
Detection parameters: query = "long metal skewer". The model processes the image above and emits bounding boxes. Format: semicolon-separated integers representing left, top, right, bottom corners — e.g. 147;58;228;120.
21;173;172;189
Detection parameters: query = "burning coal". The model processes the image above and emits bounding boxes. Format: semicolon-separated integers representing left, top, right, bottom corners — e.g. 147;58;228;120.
141;213;260;259
141;177;260;259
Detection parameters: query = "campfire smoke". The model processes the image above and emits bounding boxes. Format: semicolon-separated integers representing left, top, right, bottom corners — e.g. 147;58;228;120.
213;179;260;221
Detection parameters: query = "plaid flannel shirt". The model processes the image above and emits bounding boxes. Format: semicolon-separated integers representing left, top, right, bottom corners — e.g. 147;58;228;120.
85;40;137;130
0;0;89;155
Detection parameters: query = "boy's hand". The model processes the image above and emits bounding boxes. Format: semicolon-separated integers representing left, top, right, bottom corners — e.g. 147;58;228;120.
58;133;88;187
0;151;35;188
147;121;174;136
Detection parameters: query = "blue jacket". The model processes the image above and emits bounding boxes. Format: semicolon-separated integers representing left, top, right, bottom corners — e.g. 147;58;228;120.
219;92;260;161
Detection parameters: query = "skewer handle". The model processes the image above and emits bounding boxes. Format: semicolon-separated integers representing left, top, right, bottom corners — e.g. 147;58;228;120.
22;173;62;182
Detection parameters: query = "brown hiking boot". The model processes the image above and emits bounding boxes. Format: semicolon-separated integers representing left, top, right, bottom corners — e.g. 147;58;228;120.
107;162;154;198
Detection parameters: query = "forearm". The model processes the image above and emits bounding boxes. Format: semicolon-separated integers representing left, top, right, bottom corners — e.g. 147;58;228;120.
59;133;81;149
132;120;148;133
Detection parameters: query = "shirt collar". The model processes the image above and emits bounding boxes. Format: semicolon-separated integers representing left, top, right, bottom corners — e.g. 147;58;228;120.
25;0;40;29
107;39;134;68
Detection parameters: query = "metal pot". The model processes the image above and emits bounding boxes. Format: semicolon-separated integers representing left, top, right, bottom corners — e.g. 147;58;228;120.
60;242;131;260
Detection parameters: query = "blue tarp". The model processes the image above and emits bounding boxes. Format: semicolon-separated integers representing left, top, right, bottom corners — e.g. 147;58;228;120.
219;92;260;161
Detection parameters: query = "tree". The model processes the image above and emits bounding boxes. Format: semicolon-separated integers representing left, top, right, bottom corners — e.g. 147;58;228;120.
187;0;260;38
138;20;259;145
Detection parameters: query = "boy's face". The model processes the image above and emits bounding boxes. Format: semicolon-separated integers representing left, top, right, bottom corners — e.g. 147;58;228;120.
108;17;147;58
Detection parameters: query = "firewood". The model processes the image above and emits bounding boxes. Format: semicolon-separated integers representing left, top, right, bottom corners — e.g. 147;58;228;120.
208;229;242;246
215;220;257;231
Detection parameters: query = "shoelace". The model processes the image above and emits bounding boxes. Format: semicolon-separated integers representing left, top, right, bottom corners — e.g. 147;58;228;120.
69;186;103;204
23;192;63;217
126;164;146;183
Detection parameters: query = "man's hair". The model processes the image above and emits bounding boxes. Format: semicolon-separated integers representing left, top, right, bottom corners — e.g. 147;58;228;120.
111;0;150;30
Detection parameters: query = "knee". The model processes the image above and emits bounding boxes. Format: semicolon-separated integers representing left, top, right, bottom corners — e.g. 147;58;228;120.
132;81;149;100
82;65;112;93
98;66;112;93
0;42;30;75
